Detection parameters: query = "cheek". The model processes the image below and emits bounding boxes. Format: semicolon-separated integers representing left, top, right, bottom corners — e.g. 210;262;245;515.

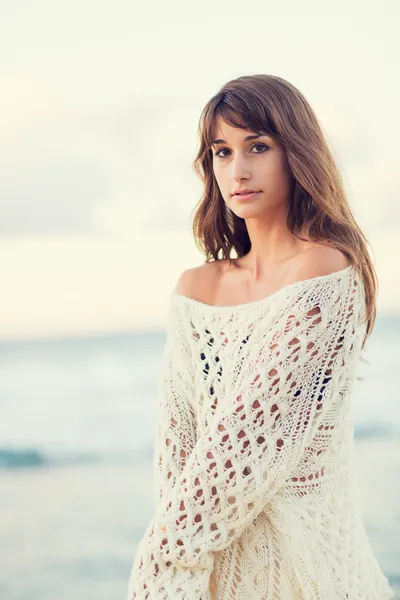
266;156;289;180
213;165;227;189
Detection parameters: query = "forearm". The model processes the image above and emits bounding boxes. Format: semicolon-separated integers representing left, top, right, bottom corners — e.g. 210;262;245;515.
129;314;215;597
153;296;355;568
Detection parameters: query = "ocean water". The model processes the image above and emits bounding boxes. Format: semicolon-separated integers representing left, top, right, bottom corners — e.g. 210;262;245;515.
0;316;399;599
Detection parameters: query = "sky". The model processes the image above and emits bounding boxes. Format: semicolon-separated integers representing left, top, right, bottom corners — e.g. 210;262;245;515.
0;0;399;341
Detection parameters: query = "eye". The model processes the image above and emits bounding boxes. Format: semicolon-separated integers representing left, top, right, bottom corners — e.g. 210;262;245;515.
252;143;269;153
214;143;269;158
253;144;269;154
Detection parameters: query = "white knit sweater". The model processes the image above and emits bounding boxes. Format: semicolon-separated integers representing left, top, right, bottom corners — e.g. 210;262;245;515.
128;264;395;600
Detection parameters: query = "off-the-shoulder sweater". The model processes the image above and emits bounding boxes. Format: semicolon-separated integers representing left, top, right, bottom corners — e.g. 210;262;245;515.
128;264;395;600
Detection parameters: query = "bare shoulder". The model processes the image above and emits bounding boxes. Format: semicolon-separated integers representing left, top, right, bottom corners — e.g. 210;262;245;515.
173;260;220;299
290;243;351;279
173;267;197;297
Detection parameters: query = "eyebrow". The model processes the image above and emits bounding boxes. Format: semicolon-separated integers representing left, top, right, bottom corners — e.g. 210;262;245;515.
211;133;269;146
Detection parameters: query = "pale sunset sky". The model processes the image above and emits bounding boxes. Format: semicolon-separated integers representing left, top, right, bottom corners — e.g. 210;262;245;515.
0;0;399;341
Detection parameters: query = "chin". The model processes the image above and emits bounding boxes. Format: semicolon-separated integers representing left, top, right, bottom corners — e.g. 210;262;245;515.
230;206;264;220
231;197;266;214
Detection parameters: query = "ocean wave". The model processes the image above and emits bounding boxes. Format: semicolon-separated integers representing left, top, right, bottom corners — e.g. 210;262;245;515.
0;445;153;470
353;423;398;440
0;447;103;470
1;425;398;471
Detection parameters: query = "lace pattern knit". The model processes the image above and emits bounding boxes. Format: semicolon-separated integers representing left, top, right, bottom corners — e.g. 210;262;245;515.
127;264;395;600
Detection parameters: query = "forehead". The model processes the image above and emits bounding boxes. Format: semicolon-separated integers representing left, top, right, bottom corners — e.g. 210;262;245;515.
210;121;271;147
212;116;255;137
210;113;274;142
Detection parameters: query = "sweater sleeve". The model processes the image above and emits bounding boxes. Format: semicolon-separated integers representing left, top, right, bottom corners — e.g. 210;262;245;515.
127;300;214;600
153;278;361;570
152;303;198;508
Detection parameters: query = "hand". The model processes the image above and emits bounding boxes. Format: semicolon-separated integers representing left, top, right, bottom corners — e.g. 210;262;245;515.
128;519;175;600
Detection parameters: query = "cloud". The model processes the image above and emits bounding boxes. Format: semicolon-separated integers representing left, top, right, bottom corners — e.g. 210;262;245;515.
0;74;64;137
350;161;400;229
0;72;203;237
0;71;396;240
0;128;115;236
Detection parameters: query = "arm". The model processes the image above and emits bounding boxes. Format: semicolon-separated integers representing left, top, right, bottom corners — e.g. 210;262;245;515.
128;273;214;599
153;276;360;570
152;302;197;507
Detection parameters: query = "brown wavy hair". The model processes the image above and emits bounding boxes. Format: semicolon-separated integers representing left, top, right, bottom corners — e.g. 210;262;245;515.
191;74;377;350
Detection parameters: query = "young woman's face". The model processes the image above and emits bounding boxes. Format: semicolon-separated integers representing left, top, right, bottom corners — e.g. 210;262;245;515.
211;117;293;219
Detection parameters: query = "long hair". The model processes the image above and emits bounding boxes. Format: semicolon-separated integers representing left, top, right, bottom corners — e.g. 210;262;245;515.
191;74;377;350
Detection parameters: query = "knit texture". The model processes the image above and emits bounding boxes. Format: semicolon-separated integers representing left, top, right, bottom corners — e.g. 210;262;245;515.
128;264;395;600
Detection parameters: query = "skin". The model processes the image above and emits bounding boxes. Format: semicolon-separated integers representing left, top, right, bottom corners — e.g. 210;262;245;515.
211;116;312;279
175;116;348;305
203;119;347;304
145;118;352;600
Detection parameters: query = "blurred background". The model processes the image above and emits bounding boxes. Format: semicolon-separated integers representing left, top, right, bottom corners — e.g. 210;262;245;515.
0;1;399;598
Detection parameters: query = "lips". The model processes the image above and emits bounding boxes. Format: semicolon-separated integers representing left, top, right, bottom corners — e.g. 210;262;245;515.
232;189;260;196
232;190;261;201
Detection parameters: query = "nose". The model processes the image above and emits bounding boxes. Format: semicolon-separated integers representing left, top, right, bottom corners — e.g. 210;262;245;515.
231;154;250;182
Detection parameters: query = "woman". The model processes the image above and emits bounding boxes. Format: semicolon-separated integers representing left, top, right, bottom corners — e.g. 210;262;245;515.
128;74;395;599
